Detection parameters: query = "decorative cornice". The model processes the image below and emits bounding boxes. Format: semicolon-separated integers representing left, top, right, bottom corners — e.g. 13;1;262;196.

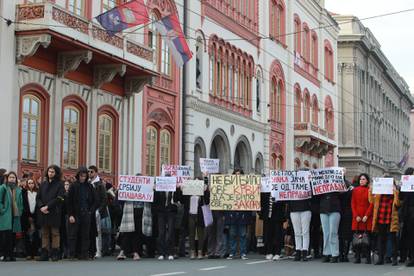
16;34;51;63
125;76;153;96
57;50;92;77
186;95;266;133
93;64;126;89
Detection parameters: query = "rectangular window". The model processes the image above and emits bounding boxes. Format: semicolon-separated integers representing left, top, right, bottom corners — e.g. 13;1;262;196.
63;107;80;169
229;65;233;101
161;39;171;75
209;56;214;93
67;0;85;16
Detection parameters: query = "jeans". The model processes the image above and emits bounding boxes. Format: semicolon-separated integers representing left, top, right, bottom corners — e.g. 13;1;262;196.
229;224;247;256
377;224;397;260
290;211;312;251
157;211;176;256
67;211;92;257
320;212;341;257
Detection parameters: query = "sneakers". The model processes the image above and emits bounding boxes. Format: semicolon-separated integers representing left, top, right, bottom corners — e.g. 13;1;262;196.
133;253;140;261
95;252;102;259
117;251;126;260
265;254;273;260
272;254;281;261
197;251;204;260
227;254;234;260
168;255;174;261
190;251;196;260
241;254;248;260
158;255;165;260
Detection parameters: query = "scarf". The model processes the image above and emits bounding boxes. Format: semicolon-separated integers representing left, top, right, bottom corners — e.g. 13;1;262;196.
7;183;18;217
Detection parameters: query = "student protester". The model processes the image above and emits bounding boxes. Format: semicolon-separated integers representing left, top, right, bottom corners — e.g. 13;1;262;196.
60;179;71;259
0;172;24;262
22;178;40;260
0;168;7;259
66;167;97;260
370;177;400;266
400;167;414;267
338;175;354;263
88;165;108;259
351;173;373;264
36;165;65;262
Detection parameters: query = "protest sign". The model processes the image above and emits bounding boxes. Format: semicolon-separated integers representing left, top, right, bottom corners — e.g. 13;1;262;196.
155;177;177;192
161;165;192;186
401;175;414;192
182;179;204;196
372;177;394;195
310;167;347;195
200;158;220;174
209;174;261;211
270;170;311;201
118;175;154;202
261;177;271;193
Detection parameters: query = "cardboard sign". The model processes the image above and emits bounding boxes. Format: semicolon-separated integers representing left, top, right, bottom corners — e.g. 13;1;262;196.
372;177;394;195
310;167;347;195
155;177;177;192
270;170;312;201
161;165;192;186
401;175;414;192
118;175;154;202
182;179;204;196
261;177;271;193
200;158;220;174
209;174;261;211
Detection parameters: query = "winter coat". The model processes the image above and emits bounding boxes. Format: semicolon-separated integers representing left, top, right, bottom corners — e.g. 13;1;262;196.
153;191;182;213
0;184;23;232
319;193;341;214
259;193;287;222
351;185;373;231
370;188;400;233
184;191;210;228
66;181;97;217
36;179;65;228
400;192;414;221
22;189;38;232
91;178;108;218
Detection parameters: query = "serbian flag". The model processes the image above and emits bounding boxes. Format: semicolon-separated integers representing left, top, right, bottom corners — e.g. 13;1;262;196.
96;0;149;36
155;13;193;67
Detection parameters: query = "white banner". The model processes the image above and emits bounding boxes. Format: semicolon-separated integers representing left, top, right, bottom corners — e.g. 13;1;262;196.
155;177;177;192
401;175;414;192
270;171;312;201
182;179;204;196
200;158;220;174
372;177;394;195
310;167;347;195
117;175;154;202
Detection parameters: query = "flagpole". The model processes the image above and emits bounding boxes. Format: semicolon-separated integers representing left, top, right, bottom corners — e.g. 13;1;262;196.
181;0;188;168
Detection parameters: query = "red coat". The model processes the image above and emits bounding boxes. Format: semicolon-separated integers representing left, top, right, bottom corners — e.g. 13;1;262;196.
351;185;373;231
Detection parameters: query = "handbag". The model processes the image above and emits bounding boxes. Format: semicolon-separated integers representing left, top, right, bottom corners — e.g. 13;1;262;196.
352;222;369;249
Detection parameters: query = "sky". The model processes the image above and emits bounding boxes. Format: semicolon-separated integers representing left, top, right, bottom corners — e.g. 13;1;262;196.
325;0;414;93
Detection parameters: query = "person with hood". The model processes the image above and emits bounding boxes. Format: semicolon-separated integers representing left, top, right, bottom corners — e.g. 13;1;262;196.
0;172;24;262
66;167;97;260
36;165;65;262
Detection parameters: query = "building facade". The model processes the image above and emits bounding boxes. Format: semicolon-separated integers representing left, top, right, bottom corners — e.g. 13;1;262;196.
184;0;339;177
335;15;413;179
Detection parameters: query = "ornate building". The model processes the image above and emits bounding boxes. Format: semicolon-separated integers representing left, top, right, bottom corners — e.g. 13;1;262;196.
335;15;413;178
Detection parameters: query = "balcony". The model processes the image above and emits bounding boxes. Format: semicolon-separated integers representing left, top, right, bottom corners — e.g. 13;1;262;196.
294;52;320;87
294;122;336;156
15;3;157;95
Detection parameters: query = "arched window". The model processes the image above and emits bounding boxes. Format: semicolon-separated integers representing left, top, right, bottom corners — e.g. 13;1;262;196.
324;40;334;81
98;114;113;173
63;106;80;169
209;54;214;93
22;95;41;162
270;0;285;44
294;14;301;54
256;70;261;113
160;129;171;168
276;157;282;170
325;96;334;132
302;23;310;61
146;126;158;176
196;37;203;90
276;81;282;121
311;31;318;68
303;90;310;123
312;95;319;125
294;85;302;122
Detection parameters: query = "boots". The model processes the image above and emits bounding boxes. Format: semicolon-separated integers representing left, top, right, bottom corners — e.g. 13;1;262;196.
392;256;398;266
51;248;59;262
38;249;49;261
354;251;361;264
294;250;301;261
365;252;371;264
375;255;384;265
302;250;308;262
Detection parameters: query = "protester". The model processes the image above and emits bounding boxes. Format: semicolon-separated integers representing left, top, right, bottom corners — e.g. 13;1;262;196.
370;177;400;266
36;165;65;262
67;167;97;260
400;167;414;267
351;173;373;264
0;172;24;262
338;176;353;263
22;178;40;260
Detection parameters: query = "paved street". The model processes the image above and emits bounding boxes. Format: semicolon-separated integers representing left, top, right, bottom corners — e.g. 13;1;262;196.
1;255;413;276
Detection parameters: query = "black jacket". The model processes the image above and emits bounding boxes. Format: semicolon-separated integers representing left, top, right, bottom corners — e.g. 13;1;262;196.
36;179;65;228
67;181;97;217
259;193;287;221
153;190;182;213
319;193;341;214
21;189;38;231
183;191;210;227
287;199;312;213
91;178;108;218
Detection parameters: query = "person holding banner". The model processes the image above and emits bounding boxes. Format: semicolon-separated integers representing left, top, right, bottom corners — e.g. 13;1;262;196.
400;167;414;267
370;177;400;266
351;173;373;264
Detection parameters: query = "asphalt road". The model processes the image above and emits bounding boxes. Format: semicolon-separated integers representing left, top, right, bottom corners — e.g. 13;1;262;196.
1;255;412;276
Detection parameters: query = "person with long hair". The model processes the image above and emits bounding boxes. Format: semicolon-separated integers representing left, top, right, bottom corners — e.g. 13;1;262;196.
22;178;40;260
0;172;24;261
351;173;373;264
36;165;65;261
400;167;414;267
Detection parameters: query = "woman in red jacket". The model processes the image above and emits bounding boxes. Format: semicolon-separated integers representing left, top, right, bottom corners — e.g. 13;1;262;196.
351;173;373;264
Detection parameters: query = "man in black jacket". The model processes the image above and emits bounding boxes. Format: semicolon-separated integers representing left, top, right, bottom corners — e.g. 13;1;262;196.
67;167;97;260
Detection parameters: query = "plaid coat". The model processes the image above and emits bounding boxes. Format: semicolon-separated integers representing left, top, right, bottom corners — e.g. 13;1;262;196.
369;188;400;233
119;202;152;236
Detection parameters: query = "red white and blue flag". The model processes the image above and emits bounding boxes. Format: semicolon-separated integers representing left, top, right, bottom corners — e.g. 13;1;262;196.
96;0;149;36
155;13;193;67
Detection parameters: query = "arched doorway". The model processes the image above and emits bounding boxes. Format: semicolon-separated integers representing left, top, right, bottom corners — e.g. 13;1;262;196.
194;137;206;178
210;129;231;173
254;153;264;175
234;136;252;173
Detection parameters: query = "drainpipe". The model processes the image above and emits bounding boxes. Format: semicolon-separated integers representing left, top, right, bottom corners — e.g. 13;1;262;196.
181;0;188;166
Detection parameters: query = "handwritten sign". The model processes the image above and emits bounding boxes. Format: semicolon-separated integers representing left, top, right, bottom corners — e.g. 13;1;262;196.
155;177;177;192
261;177;271;193
118;175;154;202
182;179;204;196
200;158;220;174
372;177;394;195
161;165;192;186
209;175;261;211
310;167;347;195
401;175;414;192
270;170;312;201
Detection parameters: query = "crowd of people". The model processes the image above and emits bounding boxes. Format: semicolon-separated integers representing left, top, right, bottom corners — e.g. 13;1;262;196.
0;165;414;269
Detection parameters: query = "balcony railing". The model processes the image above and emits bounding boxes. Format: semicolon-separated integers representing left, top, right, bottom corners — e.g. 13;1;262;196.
294;122;335;142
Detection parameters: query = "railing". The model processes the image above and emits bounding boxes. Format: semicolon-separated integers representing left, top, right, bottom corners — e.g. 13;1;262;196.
294;122;335;141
